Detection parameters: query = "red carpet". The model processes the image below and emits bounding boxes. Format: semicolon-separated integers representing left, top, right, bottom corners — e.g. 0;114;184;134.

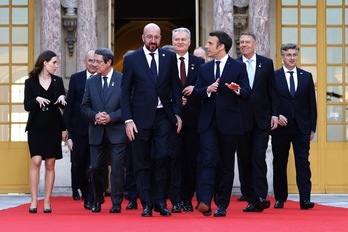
0;196;347;232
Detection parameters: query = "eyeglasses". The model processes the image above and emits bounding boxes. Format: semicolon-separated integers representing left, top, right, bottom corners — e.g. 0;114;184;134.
145;35;161;40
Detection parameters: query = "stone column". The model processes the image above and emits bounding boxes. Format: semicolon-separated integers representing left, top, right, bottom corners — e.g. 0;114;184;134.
248;0;271;57
40;0;62;76
213;0;234;56
76;0;98;71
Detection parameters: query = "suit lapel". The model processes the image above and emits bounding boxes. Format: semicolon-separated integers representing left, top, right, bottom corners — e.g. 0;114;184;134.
220;57;232;81
138;49;157;84
277;70;292;97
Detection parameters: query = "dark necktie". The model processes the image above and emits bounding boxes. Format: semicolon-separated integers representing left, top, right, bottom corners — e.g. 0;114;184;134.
102;76;108;101
288;71;295;97
215;60;221;79
179;57;186;85
150;53;157;80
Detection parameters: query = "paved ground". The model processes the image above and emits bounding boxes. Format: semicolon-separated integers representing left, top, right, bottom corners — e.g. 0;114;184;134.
1;194;347;210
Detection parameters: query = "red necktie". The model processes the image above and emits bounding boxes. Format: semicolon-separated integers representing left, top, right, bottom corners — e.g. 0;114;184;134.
179;57;186;85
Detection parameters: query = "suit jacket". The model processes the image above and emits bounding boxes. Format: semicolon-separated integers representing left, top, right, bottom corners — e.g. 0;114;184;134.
24;75;66;131
273;67;317;135
193;56;251;135
238;54;279;131
81;70;128;145
63;70;89;136
121;47;182;128
181;54;205;129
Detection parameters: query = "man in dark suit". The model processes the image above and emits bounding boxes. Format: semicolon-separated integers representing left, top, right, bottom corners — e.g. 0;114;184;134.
169;27;205;213
272;43;317;210
63;50;95;210
236;31;279;212
121;23;182;217
193;31;251;217
81;48;129;213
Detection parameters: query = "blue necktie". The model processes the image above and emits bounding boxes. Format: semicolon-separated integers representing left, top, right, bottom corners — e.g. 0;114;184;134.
215;60;221;79
246;59;254;88
150;53;157;80
288;71;295;97
102;76;108;101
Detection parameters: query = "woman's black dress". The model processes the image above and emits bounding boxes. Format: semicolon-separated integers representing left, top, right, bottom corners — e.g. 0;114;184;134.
27;83;63;160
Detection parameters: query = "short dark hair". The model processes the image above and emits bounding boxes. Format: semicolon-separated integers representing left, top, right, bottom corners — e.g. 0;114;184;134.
209;31;233;53
29;50;57;77
95;48;114;66
280;43;300;55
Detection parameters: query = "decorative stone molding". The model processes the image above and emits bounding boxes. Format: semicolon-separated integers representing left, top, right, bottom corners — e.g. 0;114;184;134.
233;4;248;57
61;0;77;56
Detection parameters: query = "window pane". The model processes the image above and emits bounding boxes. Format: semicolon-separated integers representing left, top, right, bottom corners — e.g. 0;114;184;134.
301;47;316;64
326;9;342;25
301;28;316;44
282;0;297;5
11;105;27;123
326;28;342;44
0;66;10;83
346;9;348;25
11;124;27;141
346;47;348;63
346;28;348;44
12;46;28;63
327;66;343;84
326;47;342;64
346;126;348;141
0;0;9;5
12;0;28;5
12;27;28;44
0;125;9;141
301;9;316;25
345;86;348;103
301;66;317;84
12;66;28;83
282;8;298;25
327;125;343;142
0;8;9;24
282;28;298;44
301;0;316;6
0;47;9;63
0;27;9;44
346;66;348;84
12;8;28;24
11;84;24;103
0;105;9;122
327;105;343;122
0;85;9;103
326;0;343;5
327;86;343;103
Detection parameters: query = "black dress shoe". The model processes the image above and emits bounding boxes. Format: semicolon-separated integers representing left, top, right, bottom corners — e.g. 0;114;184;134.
155;203;171;216
274;200;284;209
171;203;182;213
141;205;153;217
29;207;37;213
91;202;101;213
73;190;81;201
43;208;52;213
109;204;121;213
197;202;212;216
182;200;194;212
258;197;271;209
300;200;314;210
126;201;138;210
243;203;263;212
84;201;92;210
214;206;227;217
237;195;247;202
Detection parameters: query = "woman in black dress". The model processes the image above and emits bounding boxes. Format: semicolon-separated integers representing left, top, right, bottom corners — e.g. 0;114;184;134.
24;50;68;213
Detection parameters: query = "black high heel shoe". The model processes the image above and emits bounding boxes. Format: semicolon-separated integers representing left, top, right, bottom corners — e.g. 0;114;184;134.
43;208;52;213
29;207;37;213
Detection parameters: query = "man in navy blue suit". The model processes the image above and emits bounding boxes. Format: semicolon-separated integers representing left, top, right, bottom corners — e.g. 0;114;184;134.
169;27;205;213
63;50;95;210
81;48;129;213
193;31;251;217
272;43;317;210
121;23;182;217
236;31;279;212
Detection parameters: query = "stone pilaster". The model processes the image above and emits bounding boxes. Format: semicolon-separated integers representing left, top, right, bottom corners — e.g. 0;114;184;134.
76;0;98;71
248;0;271;57
213;0;234;56
40;0;62;76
